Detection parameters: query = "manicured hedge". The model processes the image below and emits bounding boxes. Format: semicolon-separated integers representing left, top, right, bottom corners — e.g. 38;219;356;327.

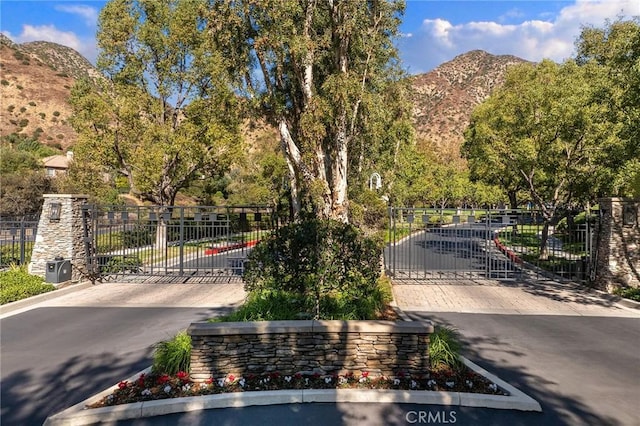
0;267;55;304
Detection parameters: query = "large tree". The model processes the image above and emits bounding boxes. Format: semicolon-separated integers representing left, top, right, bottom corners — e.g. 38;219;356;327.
463;60;612;258
576;18;640;197
70;0;241;208
207;0;409;222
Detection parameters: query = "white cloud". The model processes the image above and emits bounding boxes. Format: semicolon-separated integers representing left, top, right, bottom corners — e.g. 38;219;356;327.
399;0;640;74
5;24;98;64
54;5;99;27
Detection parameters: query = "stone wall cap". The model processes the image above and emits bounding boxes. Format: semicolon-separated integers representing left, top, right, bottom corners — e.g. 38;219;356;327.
188;320;315;335
188;320;434;336
43;194;90;199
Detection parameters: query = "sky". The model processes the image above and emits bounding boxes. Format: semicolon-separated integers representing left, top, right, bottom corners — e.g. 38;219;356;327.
0;0;638;75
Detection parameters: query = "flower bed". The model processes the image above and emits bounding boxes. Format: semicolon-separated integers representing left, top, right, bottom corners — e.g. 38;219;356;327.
88;367;506;409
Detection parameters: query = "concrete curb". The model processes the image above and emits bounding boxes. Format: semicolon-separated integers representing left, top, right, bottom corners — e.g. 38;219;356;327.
0;281;94;317
43;356;541;426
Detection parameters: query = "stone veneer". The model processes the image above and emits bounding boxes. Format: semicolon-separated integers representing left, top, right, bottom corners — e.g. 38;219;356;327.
188;320;434;381
596;198;640;289
29;194;90;282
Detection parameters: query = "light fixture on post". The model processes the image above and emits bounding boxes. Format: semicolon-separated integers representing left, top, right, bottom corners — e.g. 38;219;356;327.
49;202;62;221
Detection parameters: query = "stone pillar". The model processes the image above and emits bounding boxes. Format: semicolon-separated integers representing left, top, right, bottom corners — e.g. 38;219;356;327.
595;198;640;290
29;194;89;282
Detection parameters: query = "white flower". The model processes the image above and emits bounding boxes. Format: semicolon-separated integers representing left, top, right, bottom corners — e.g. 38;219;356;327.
181;384;191;392
446;381;455;388
324;377;332;384
285;376;292;383
305;378;309;385
239;379;246;387
106;395;114;402
410;380;417;389
141;388;152;396
163;385;172;394
489;383;498;392
466;380;473;388
427;379;436;388
393;378;401;386
217;379;225;387
339;377;347;385
359;377;366;383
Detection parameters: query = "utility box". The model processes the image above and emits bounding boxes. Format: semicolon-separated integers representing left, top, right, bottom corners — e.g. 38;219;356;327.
46;258;72;283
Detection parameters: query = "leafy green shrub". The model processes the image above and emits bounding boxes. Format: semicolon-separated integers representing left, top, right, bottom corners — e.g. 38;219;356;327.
39;112;46;119
28;101;36;106
614;286;640;302
152;331;191;374
7;104;15;112
18;119;29;128
429;326;463;370
0;266;55;304
1;79;9;86
16;85;23;90
244;219;383;319
20;107;26;113
53;111;61;117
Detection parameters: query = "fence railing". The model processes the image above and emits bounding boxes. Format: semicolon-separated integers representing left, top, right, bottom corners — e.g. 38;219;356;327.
0;219;39;268
82;205;276;278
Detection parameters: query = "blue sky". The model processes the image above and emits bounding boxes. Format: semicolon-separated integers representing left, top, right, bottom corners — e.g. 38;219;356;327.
1;0;638;74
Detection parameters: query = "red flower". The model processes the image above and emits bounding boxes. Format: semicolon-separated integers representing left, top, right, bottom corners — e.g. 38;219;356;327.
157;374;170;385
294;373;302;379
313;372;320;379
176;371;189;383
228;374;235;382
137;374;146;387
362;371;369;378
270;372;280;379
205;377;214;385
118;381;128;389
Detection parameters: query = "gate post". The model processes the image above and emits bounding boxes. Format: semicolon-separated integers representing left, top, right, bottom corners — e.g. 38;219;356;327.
29;194;90;283
595;198;640;290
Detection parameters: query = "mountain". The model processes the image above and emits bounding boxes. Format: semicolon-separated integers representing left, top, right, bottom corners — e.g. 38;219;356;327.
0;36;528;161
409;50;529;162
0;35;102;149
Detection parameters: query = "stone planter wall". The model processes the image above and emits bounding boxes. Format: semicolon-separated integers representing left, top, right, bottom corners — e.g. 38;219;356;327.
188;320;434;381
596;198;640;290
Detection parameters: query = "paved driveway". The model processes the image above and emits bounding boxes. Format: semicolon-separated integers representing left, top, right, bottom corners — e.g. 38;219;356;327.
394;279;640;425
0;282;246;425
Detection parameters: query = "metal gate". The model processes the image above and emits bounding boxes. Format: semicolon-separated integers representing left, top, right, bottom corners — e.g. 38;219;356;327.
81;205;275;281
384;207;597;282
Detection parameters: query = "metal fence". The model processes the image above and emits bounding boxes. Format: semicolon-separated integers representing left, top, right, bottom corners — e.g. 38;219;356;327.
384;207;597;283
0;218;39;268
82;205;276;280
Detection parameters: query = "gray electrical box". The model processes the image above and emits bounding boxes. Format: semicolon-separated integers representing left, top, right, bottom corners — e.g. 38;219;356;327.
46;259;72;283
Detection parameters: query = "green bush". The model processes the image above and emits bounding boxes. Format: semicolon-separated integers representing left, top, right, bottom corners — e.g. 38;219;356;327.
152;331;191;374
244;219;383;319
614;286;640;302
0;266;55;304
429;326;463;370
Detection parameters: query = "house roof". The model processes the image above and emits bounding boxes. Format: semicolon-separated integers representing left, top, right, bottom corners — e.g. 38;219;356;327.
42;153;73;169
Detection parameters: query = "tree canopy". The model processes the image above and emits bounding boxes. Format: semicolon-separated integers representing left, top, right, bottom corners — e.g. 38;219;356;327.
206;0;411;221
70;0;241;207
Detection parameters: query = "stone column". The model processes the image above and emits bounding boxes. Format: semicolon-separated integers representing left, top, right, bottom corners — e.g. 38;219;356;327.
595;198;640;290
29;194;89;282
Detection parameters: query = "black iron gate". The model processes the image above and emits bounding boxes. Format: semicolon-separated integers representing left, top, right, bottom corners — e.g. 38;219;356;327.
384;207;597;282
81;205;275;280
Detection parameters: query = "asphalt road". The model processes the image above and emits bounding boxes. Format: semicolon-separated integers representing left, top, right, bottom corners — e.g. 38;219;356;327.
0;299;240;425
